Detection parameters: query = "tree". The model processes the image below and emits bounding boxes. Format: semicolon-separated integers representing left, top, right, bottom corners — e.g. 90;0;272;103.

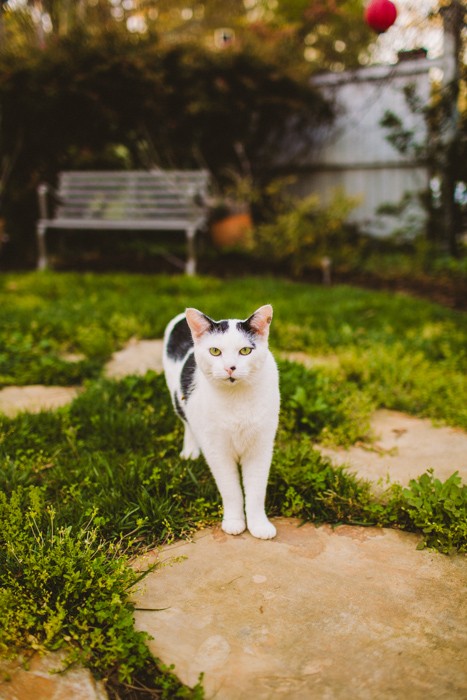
378;0;466;255
248;0;374;72
0;28;333;263
2;0;373;73
437;0;465;256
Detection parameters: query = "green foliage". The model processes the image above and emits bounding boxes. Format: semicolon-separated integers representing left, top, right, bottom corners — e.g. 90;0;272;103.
279;360;374;446
0;487;204;697
3;0;373;76
339;344;467;429
401;471;467;554
0;273;466;434
0;368;465;558
0;338;101;387
248;190;361;275
0;487;149;676
268;0;373;71
0;272;205;386
269;437;381;524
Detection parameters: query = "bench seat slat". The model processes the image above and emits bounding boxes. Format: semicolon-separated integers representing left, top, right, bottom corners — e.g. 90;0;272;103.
55;208;203;218
59;183;205;191
55;209;202;216
55;200;203;208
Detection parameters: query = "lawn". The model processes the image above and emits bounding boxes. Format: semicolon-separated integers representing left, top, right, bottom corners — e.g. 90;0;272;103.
1;272;466;698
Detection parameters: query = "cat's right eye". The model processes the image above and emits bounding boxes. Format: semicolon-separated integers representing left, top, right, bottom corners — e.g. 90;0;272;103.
209;347;221;356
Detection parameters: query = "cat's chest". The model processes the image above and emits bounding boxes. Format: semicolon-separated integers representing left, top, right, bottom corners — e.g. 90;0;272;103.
206;394;271;454
212;388;266;420
188;382;274;427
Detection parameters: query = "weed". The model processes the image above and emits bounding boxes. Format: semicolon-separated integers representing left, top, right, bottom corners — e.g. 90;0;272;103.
279;360;375;446
400;470;467;554
0;487;204;697
0;489;150;677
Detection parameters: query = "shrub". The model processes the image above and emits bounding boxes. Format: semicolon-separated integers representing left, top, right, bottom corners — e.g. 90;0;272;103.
400;470;467;554
248;190;360;275
0;487;151;677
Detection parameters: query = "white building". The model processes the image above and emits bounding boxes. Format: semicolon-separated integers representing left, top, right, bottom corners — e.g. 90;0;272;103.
292;52;438;237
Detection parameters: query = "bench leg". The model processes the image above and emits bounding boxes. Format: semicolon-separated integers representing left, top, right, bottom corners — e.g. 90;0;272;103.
185;227;197;276
36;223;48;270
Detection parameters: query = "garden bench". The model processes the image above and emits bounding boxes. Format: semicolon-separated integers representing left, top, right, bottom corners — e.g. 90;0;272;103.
36;170;210;275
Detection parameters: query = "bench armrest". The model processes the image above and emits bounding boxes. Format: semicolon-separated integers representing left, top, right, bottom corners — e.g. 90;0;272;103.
37;183;65;219
37;183;50;219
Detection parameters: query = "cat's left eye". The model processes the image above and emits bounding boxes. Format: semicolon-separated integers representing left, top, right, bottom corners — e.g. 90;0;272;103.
239;347;252;356
209;347;221;356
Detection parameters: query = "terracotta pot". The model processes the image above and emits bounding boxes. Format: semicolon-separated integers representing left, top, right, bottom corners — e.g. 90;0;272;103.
210;212;253;248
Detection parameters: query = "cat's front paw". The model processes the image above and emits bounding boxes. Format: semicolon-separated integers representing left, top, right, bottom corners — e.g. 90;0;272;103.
222;518;247;536
248;518;277;540
180;446;201;460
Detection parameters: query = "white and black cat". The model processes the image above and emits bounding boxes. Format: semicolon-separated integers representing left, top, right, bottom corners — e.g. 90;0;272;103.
163;305;279;539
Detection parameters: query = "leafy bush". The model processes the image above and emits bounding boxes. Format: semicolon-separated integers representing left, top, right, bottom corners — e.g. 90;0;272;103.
0;487;147;676
400;470;467;554
0;487;204;697
248;190;360;275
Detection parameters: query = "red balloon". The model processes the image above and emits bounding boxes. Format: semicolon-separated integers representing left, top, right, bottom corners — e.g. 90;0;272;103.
364;0;397;33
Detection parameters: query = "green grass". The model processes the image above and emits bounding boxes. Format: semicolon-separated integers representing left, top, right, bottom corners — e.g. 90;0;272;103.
0;272;465;427
0;272;466;697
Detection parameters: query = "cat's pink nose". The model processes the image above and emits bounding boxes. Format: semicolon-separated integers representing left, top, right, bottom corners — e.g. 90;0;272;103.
226;366;236;375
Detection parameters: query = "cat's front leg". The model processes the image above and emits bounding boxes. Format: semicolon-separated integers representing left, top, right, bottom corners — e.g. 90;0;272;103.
241;453;276;540
180;423;201;460
202;447;246;535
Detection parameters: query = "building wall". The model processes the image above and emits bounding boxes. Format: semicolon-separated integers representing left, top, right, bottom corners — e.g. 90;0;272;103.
291;56;438;237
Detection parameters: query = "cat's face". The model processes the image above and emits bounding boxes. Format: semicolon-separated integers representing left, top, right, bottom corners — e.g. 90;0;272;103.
185;305;273;386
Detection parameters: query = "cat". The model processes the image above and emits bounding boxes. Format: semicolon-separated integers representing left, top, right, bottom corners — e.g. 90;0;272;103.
162;304;280;539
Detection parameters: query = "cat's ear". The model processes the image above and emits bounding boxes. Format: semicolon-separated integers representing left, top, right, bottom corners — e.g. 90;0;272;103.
246;304;273;337
185;308;213;339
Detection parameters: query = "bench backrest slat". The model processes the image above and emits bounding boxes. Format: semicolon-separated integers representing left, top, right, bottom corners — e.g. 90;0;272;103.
55;170;209;222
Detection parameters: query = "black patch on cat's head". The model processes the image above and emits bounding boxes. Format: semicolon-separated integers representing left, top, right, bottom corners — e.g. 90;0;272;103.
207;318;229;334
236;319;258;345
181;351;197;400
167;317;194;360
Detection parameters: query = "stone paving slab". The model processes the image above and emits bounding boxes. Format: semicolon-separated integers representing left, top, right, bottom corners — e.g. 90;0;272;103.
104;338;164;379
0;653;106;700
0;385;81;418
133;519;467;700
317;409;467;487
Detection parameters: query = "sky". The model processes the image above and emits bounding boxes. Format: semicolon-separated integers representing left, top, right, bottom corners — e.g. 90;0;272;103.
369;0;444;64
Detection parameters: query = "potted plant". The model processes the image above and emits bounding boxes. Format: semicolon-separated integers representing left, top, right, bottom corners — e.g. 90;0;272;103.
208;173;255;248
